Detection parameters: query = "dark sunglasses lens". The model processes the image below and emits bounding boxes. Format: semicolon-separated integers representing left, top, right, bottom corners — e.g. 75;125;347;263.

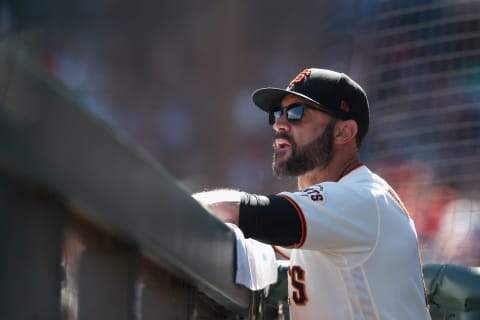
286;105;305;123
269;104;306;125
269;109;282;125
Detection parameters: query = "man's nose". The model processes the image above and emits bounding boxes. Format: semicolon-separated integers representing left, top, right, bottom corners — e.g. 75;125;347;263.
272;112;290;132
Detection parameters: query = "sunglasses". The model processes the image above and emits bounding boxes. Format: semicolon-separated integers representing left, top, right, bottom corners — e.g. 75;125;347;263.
269;103;330;125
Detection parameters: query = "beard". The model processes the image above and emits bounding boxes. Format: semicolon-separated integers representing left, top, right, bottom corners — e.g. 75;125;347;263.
272;119;336;177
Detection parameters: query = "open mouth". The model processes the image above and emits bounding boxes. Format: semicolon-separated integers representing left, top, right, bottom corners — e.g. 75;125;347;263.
273;138;292;154
274;138;291;151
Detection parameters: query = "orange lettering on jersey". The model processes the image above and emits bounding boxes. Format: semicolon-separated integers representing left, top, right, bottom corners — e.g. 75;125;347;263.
288;69;311;89
289;265;308;305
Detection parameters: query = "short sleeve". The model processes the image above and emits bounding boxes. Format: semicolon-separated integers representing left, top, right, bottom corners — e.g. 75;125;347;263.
279;182;379;254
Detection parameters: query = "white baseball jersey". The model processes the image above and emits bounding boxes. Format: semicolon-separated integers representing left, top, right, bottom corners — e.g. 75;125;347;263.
274;165;431;320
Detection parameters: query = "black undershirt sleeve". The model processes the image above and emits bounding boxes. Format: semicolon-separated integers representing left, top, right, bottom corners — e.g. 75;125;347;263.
238;193;302;247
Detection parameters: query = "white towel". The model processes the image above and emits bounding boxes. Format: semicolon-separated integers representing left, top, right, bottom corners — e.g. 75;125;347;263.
226;223;278;291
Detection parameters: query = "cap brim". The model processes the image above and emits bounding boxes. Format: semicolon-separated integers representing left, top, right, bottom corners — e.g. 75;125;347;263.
252;87;320;112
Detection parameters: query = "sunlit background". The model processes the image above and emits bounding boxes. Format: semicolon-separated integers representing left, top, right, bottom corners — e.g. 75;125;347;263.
2;0;479;266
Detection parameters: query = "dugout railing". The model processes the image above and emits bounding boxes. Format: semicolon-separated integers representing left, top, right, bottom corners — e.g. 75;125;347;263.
0;33;260;320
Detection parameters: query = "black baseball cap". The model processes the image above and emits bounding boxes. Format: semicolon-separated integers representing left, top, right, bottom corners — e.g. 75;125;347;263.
252;68;370;145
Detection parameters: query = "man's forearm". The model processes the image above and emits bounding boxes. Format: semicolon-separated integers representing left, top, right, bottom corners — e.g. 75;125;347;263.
192;189;241;225
193;190;303;246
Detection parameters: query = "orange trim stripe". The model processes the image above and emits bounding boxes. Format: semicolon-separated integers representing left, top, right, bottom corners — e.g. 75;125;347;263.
278;194;307;248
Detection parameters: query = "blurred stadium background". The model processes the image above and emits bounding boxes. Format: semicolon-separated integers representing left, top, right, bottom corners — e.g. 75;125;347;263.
2;0;479;270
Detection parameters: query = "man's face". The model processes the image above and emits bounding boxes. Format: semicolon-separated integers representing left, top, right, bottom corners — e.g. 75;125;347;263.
271;95;336;177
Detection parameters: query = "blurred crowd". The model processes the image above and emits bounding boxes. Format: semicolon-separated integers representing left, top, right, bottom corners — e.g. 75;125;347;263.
374;160;479;266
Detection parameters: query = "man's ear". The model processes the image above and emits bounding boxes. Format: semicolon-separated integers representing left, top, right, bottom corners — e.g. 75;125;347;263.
334;120;358;144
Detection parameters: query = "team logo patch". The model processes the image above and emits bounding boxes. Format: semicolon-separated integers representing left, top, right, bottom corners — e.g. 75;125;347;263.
288;68;311;89
303;185;325;202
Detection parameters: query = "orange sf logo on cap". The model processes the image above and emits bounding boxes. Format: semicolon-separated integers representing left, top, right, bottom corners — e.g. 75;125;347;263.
288;69;311;89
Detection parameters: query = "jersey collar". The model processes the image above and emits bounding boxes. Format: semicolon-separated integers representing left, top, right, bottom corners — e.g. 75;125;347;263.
337;163;365;182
